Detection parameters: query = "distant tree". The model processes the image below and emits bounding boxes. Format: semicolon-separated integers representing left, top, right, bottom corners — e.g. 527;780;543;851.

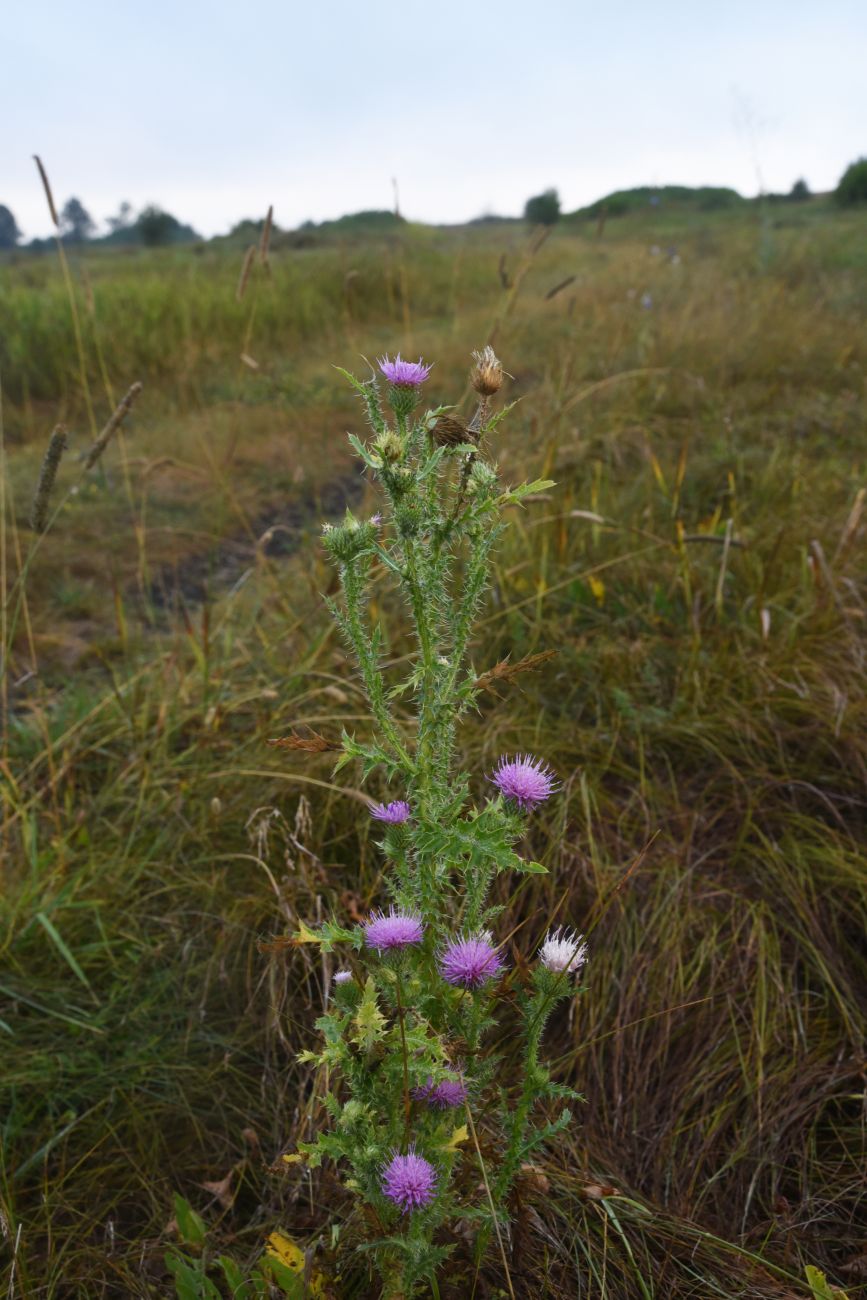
60;197;96;242
524;188;561;226
136;205;199;247
835;157;867;206
789;178;810;201
0;204;22;248
106;201;134;235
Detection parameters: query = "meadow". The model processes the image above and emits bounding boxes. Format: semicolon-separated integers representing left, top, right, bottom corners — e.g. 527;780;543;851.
1;197;866;1297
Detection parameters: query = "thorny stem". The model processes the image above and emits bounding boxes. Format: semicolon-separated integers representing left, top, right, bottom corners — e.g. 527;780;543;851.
394;972;412;1142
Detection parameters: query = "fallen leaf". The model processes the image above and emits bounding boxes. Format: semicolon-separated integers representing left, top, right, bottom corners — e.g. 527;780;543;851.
581;1180;620;1199
264;1231;327;1297
519;1162;550;1194
200;1169;235;1210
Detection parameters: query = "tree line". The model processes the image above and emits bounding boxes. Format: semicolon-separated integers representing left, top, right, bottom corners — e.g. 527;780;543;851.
0;197;199;249
2;158;866;251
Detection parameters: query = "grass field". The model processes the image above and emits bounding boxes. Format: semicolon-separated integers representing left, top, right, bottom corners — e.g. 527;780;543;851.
2;198;866;1297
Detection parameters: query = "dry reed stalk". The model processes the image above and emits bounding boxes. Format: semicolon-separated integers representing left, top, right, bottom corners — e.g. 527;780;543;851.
267;731;342;753
236;244;257;301
259;205;273;266
30;425;68;533
545;274;576;301
32;156;98;437
33;154;59;228
473;649;558;695
84;383;143;470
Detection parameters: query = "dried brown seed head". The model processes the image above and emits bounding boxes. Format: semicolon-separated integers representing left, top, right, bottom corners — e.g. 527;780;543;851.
470;345;504;396
431;415;478;448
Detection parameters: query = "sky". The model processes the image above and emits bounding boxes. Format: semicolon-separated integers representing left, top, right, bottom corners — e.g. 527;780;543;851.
4;0;866;240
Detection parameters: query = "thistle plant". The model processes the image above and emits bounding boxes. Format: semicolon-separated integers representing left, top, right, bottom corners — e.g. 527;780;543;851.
293;347;588;1296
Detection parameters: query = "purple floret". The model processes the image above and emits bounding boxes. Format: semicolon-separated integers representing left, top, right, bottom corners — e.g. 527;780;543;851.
333;970;353;985
439;934;504;989
413;1076;468;1109
363;906;424;952
381;1148;437;1213
490;753;558;811
370;800;411;824
377;353;432;388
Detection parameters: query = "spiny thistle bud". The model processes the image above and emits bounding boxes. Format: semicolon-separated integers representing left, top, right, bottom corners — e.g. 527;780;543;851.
373;430;405;464
466;459;498;495
321;509;377;564
470;345;504;397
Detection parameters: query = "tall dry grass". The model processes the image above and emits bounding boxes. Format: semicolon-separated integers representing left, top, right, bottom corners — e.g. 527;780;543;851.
1;202;865;1297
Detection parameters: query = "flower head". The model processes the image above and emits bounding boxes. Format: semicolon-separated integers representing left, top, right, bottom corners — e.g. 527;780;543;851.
363;906;424;952
378;353;431;388
413;1075;468;1109
370;800;411;824
381;1148;437;1213
470;345;504;396
539;927;588;975
439;934;504;988
333;970;354;985
490;753;557;811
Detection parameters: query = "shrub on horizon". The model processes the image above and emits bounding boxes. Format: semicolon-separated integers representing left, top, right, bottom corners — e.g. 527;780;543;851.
524;187;561;225
835;157;867;206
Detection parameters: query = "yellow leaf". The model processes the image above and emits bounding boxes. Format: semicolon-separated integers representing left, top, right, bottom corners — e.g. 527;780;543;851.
281;1152;305;1165
265;1232;327;1296
294;920;321;944
266;1231;305;1270
588;575;605;606
443;1124;469;1151
649;452;666;490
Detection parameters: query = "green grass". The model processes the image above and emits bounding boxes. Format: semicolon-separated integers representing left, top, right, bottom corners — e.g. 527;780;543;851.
1;204;866;1297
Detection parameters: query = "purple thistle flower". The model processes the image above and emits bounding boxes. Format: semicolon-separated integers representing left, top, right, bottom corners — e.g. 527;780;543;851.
370;800;411;824
381;1148;437;1213
363;906;424;952
490;753;558;811
333;970;353;985
539;927;588;975
377;353;432;388
439;934;504;989
413;1075;468;1109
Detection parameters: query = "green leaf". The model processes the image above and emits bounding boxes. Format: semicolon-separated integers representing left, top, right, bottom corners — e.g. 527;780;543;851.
351;977;387;1050
172;1194;207;1249
347;432;380;469
35;911;93;993
515;859;549;874
218;1255;252;1299
499;477;556;507
805;1265;851;1300
164;1248;221;1299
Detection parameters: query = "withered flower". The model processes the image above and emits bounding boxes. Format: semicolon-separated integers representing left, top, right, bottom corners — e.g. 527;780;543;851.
470;345;504;396
431;414;478;448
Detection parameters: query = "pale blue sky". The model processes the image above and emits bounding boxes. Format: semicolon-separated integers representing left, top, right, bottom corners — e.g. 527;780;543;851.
4;0;865;238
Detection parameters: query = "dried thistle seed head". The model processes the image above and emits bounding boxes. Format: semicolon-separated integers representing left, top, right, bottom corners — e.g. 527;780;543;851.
431;414;478;448
470;345;503;396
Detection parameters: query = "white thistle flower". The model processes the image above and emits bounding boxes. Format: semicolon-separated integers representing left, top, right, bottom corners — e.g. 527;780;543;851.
539;927;587;975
